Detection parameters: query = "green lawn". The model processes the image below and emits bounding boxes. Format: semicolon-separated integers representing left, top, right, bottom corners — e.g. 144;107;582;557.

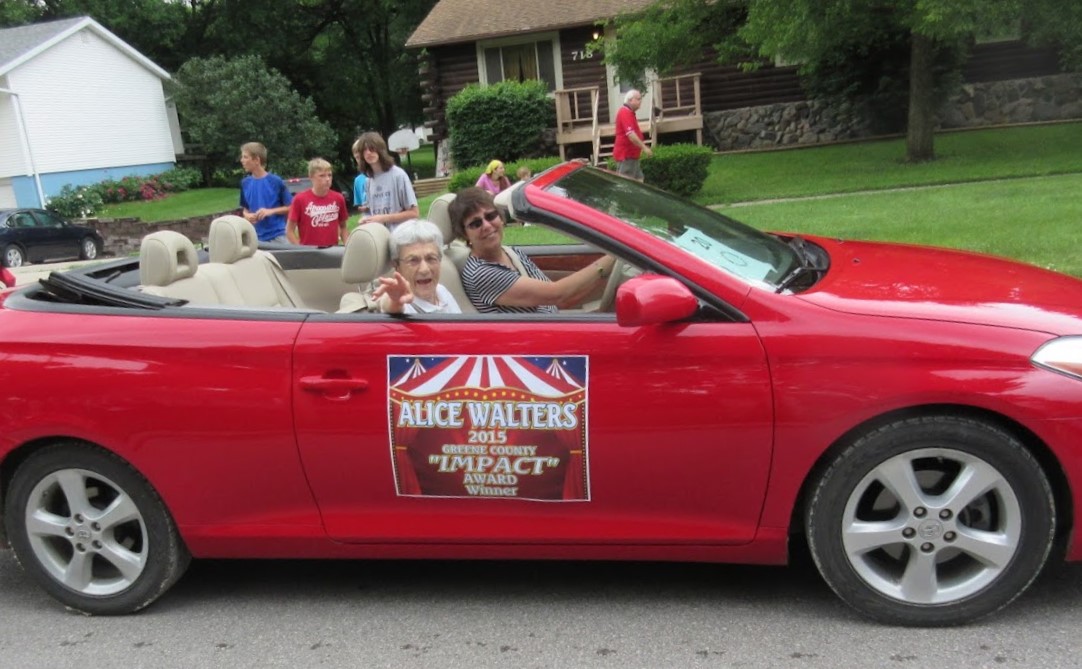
100;188;238;222
696;122;1082;205
718;173;1082;276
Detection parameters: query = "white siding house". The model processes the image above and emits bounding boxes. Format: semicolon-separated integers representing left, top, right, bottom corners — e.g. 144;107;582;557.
0;17;182;208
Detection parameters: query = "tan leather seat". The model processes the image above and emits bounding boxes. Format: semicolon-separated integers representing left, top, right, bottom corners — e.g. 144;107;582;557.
338;223;392;313
208;215;306;308
426;193;475;312
139;231;241;304
427;193;470;271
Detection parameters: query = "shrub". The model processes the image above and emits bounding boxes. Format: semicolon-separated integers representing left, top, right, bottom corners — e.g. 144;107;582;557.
448;156;564;192
46;185;105;219
46;166;207;218
607;143;713;197
446;81;556;170
158;166;203;191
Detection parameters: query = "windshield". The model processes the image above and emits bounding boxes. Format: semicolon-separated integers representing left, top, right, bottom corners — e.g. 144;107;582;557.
545;167;802;286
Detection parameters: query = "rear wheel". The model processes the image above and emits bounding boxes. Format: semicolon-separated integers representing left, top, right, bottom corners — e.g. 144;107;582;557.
80;237;100;260
806;416;1054;626
3;244;25;268
4;443;190;614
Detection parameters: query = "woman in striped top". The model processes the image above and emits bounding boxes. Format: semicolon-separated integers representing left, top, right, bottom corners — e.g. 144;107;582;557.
449;187;616;314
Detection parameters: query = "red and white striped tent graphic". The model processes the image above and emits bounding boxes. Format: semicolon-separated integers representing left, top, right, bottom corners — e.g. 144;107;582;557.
392;358;427;386
391;355;583;401
545;358;582;388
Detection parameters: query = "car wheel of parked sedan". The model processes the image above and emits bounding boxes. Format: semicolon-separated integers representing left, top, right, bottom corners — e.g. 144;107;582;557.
805;416;1055;626
3;244;25;268
79;237;100;260
4;443;190;615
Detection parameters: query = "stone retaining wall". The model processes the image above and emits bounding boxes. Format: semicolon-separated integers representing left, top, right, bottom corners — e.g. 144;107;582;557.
84;212;232;258
704;72;1082;151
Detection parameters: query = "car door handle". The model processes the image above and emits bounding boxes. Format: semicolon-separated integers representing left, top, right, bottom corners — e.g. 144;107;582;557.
299;375;369;397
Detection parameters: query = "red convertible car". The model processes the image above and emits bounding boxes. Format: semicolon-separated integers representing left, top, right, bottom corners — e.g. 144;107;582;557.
1;162;1081;626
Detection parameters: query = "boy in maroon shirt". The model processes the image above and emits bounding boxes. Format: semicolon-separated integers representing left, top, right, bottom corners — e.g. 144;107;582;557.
286;158;348;246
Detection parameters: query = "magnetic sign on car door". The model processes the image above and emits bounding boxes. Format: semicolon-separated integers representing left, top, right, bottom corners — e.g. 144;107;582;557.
387;355;589;501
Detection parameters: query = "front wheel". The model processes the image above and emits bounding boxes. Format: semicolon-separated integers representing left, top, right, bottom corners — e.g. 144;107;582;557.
806;416;1055;626
4;443;190;614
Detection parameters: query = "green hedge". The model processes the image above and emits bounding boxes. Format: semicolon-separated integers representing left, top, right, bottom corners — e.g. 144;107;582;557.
607;143;713;197
446;81;555;170
448;156;564;192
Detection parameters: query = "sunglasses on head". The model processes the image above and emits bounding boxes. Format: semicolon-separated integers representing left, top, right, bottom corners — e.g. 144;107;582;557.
466;209;502;230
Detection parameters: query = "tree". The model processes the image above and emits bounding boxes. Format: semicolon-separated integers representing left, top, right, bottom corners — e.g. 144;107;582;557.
606;0;1082;163
1;0;437;169
172;55;336;178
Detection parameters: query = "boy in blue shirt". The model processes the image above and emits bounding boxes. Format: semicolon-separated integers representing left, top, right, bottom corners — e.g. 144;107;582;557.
239;142;292;243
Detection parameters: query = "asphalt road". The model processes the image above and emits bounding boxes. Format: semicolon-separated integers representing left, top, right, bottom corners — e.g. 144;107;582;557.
2;549;1081;668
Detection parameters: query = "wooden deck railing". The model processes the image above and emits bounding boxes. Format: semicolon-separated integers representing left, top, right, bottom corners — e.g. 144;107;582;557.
555;73;703;164
555;86;601;161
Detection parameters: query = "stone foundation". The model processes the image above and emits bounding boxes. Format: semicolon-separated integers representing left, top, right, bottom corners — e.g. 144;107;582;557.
704;72;1082;151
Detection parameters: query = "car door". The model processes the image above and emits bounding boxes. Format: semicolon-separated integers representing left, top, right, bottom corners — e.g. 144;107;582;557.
292;311;774;545
30;209;77;259
7;211;44;261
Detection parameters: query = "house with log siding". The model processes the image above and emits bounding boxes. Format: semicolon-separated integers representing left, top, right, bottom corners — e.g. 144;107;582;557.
407;0;1070;169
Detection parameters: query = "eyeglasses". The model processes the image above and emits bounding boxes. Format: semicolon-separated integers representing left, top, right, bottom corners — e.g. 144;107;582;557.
398;254;441;269
465;209;502;230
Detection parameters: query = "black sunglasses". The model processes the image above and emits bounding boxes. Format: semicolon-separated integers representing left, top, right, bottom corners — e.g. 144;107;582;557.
466;209;502;230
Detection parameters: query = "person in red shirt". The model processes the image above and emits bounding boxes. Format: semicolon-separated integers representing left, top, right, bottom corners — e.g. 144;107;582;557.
613;89;653;182
286;158;349;246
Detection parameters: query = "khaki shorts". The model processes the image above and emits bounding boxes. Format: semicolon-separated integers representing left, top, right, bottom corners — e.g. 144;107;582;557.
617;159;644;181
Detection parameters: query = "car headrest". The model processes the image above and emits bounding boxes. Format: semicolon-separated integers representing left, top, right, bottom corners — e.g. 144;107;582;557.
427;193;457;242
139;231;199;287
494;180;525;220
341;223;392;284
209;215;259;264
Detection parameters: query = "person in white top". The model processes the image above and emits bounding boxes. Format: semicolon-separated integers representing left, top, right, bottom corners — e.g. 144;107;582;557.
374;219;462;314
356;131;419;232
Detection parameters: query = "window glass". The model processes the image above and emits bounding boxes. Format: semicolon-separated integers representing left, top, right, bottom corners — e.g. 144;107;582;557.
31;210;64;228
545;167;801;286
536;41;556;91
502;43;538;83
484;48;502;84
481;39;556;92
13;213;36;228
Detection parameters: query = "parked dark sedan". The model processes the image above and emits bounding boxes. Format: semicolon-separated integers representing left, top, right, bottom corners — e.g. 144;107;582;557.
0;208;104;268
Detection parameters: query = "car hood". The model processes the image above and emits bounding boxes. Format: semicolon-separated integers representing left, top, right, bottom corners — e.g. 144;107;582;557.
797;237;1082;335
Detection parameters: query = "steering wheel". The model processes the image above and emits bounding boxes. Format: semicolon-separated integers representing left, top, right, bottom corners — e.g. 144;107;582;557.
597;258;637;312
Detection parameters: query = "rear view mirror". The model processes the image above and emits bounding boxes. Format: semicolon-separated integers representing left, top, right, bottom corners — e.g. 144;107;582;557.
615;275;698;327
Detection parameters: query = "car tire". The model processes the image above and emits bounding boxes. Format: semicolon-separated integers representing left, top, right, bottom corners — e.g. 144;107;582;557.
3;244;25;268
79;237;100;260
4;442;191;615
805;415;1054;626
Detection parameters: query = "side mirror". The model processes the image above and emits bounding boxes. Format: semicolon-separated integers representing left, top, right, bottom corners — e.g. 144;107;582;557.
615;275;698;327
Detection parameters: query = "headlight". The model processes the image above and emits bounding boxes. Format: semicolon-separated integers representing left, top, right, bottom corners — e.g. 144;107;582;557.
1032;336;1082;380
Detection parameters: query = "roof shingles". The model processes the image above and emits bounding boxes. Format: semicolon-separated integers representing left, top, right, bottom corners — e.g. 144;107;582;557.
406;0;655;48
0;17;86;73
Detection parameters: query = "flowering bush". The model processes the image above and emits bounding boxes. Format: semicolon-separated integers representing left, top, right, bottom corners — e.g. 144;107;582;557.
46;167;204;218
46;185;105;219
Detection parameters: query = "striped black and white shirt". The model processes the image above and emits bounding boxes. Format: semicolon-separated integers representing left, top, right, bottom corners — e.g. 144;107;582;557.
462;248;558;314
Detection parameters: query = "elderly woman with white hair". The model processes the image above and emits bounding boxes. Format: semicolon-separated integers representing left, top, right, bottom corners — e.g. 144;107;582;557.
373;219;462;314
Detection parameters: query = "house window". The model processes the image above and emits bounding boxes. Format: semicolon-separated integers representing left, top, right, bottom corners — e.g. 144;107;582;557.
478;34;559;92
